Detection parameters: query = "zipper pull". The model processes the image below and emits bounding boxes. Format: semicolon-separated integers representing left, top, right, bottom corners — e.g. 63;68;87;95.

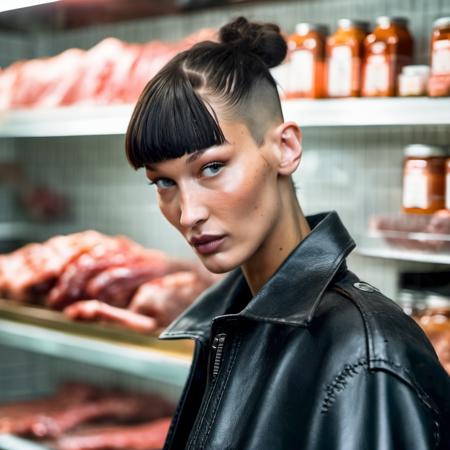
211;333;227;380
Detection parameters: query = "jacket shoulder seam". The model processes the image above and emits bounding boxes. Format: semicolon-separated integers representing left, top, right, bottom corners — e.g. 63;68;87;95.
369;357;440;417
320;360;441;448
320;358;368;414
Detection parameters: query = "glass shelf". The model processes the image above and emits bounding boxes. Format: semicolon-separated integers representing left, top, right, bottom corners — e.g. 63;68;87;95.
0;299;193;390
0;97;449;137
356;213;450;264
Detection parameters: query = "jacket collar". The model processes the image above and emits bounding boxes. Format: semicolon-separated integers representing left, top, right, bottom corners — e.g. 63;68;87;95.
159;211;355;342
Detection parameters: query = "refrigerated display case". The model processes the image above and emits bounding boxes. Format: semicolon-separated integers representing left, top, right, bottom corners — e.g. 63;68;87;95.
0;1;449;448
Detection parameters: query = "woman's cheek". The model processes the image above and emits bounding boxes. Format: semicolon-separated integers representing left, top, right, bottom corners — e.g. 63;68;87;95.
159;197;180;230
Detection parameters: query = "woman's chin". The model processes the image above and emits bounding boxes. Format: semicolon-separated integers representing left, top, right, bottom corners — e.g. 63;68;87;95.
198;254;239;274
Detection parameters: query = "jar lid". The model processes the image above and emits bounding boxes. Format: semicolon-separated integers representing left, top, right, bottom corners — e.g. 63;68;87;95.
337;18;370;31
402;65;430;76
295;23;329;35
404;144;448;158
423;293;450;308
376;16;409;28
433;17;450;29
397;289;424;304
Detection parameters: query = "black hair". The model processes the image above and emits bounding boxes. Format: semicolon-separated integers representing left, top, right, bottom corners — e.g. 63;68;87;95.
126;16;287;169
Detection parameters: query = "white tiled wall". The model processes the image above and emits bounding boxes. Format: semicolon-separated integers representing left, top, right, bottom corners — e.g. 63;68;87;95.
0;344;183;403
0;0;449;402
0;31;31;67
11;0;450;293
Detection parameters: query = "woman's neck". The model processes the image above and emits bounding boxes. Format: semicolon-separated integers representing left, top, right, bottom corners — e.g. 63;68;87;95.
241;191;310;296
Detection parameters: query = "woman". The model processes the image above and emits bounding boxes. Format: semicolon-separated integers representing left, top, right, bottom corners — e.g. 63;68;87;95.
126;17;449;450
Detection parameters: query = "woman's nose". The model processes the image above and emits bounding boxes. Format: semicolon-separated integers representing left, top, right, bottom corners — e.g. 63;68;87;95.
179;191;209;228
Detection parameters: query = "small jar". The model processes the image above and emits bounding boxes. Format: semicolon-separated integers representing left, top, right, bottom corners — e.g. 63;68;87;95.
286;23;328;98
446;158;450;211
402;144;448;214
326;19;369;97
362;16;414;97
397;289;426;316
398;65;430;96
413;293;450;374
429;17;450;97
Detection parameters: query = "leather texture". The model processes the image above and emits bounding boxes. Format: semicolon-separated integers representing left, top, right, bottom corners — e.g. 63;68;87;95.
159;211;450;450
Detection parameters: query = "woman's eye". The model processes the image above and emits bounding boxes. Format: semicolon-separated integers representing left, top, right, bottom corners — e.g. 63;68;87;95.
202;162;224;178
148;178;175;189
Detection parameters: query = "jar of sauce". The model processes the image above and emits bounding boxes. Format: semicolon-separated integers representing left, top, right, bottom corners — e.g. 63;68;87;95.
403;144;448;214
362;17;414;97
446;158;450;211
326;19;369;97
398;65;430;96
286;23;328;98
429;17;450;97
412;293;450;375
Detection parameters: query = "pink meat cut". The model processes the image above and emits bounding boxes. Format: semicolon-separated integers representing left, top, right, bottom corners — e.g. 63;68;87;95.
64;268;222;333
0;231;108;302
46;236;168;309
54;417;172;450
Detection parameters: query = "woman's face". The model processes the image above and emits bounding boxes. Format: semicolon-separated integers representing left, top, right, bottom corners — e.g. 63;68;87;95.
145;121;283;274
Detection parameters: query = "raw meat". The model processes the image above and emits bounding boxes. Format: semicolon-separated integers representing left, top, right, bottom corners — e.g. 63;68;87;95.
129;270;214;326
0;231;108;302
26;392;174;439
0;28;217;109
8;49;84;109
46;236;167;309
0;386;174;439
369;210;450;252
63;266;222;332
64;300;157;333
0;383;99;435
54;417;172;450
83;259;192;308
123;28;216;103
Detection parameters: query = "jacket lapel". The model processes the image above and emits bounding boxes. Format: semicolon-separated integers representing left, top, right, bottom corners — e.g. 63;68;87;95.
159;211;355;342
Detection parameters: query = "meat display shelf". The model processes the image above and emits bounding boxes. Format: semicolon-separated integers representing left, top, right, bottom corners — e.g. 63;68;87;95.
0;435;51;450
0;299;193;391
0;97;449;137
355;227;450;265
282;97;450;127
355;246;450;265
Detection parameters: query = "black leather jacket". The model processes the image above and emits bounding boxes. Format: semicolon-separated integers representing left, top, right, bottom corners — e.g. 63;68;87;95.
159;211;450;450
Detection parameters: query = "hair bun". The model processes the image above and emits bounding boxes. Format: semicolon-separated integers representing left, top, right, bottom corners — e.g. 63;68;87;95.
219;17;287;68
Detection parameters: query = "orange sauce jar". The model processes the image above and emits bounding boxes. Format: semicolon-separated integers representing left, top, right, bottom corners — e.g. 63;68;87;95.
362;17;414;97
446;158;450;211
326;19;369;97
413;294;450;375
286;23;328;98
429;17;450;97
403;144;448;214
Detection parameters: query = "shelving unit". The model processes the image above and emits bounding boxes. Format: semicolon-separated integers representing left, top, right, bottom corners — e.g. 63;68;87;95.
355;246;450;265
0;96;448;395
0;299;192;388
0;97;449;137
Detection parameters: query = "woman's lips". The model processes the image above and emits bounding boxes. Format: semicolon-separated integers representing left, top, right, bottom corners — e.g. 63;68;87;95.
193;236;226;255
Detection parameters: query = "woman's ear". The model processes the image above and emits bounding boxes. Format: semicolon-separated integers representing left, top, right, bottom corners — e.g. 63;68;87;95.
275;121;302;176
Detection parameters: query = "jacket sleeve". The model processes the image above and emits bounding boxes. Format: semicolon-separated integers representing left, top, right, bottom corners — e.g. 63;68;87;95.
313;368;440;450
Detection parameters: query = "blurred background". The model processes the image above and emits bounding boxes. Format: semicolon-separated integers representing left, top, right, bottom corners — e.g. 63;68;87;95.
0;1;449;449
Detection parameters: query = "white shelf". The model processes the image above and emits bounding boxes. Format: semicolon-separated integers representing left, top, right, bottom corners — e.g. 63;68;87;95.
0;104;134;137
0;98;448;137
356;246;450;265
282;97;450;127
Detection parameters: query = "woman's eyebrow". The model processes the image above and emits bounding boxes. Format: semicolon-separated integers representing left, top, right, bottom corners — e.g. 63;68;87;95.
186;141;229;164
186;148;208;164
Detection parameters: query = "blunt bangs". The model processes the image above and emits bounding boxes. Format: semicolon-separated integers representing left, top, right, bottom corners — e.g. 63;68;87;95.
125;55;226;169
